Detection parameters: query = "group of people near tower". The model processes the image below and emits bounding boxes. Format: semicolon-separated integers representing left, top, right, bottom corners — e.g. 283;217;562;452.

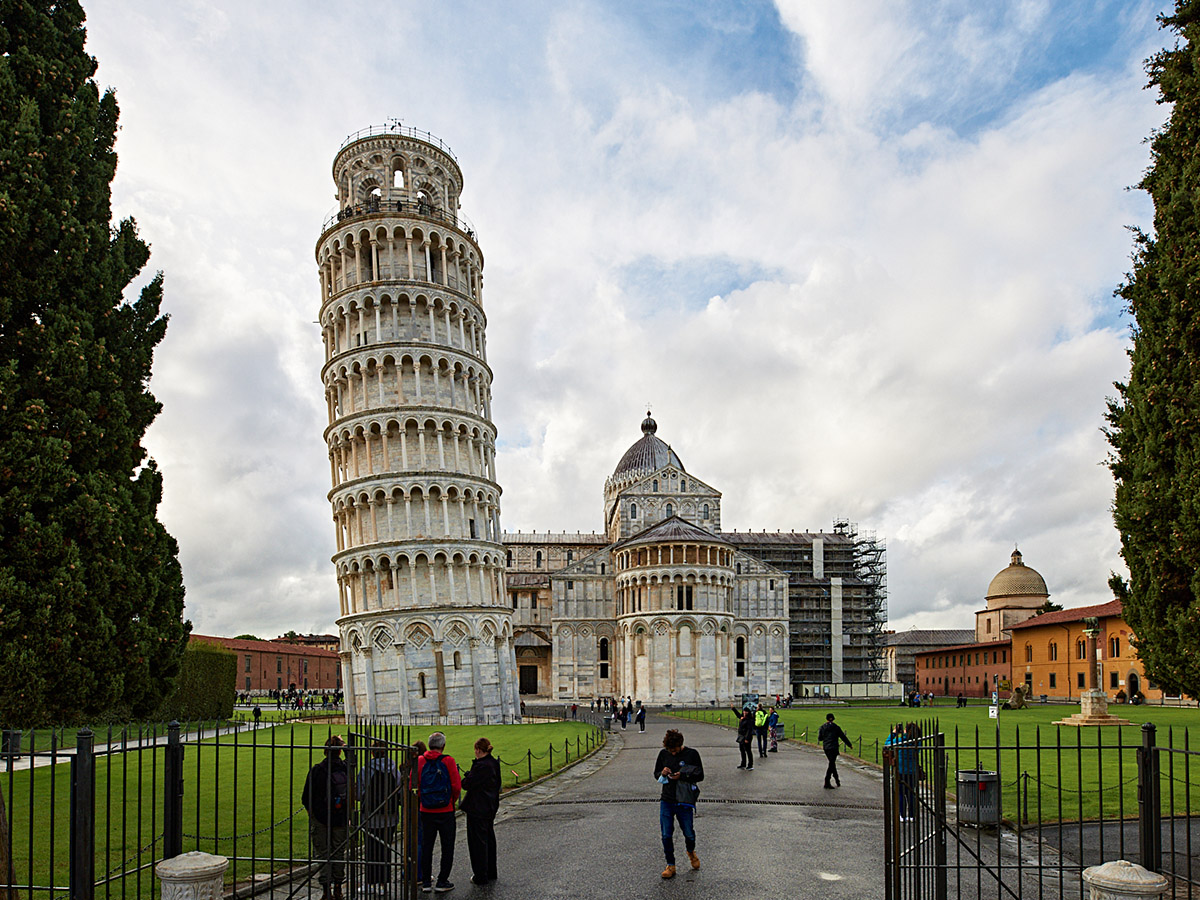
730;702;782;768
301;731;501;896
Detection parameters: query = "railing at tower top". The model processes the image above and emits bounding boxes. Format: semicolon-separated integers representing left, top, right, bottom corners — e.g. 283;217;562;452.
321;198;479;244
337;122;458;163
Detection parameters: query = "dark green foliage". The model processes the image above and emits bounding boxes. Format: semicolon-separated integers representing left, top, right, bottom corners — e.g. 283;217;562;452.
0;1;189;727
154;642;236;722
233;634;262;641
1107;1;1200;700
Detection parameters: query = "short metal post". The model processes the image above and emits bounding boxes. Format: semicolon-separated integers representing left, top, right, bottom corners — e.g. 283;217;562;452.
1138;722;1161;872
163;722;185;860
69;729;95;900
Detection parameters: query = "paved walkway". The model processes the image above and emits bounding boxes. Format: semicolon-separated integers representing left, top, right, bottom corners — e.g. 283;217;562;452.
479;713;884;898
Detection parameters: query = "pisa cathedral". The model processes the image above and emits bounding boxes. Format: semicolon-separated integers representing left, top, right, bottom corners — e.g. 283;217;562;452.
318;125;886;722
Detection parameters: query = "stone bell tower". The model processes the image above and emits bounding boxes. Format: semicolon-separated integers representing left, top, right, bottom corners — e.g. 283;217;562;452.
316;122;519;723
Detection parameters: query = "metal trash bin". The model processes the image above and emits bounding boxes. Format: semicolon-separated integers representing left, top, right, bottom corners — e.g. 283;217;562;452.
957;770;1001;825
603;715;613;731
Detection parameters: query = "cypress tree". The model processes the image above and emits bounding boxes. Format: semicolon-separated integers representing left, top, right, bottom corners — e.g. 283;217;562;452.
1107;0;1200;700
0;0;189;726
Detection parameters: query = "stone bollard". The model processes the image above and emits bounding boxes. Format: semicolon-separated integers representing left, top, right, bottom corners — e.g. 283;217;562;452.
1082;860;1168;900
156;851;228;900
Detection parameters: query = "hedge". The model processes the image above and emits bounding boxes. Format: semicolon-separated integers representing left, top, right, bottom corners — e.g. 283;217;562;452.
154;641;236;721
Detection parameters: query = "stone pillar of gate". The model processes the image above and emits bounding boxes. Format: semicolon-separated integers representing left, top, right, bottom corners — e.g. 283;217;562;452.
1081;859;1167;899
156;851;228;900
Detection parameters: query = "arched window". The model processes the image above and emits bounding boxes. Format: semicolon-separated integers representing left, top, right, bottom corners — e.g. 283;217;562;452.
418;672;427;698
652;479;658;491
453;651;462;670
736;636;746;677
630;502;638;519
681;480;687;491
1024;643;1033;663
1109;636;1121;657
1076;640;1086;660
506;550;512;567
600;563;606;574
1048;642;1058;661
536;550;542;568
665;503;673;517
702;504;709;519
599;638;609;661
393;166;404;189
567;550;573;563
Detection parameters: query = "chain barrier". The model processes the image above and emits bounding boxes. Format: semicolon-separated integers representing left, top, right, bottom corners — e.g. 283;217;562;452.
104;833;164;877
181;807;305;843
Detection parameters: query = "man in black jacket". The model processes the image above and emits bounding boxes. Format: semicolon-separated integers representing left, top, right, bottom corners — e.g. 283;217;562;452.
301;735;351;900
460;737;502;886
818;713;853;789
653;729;704;879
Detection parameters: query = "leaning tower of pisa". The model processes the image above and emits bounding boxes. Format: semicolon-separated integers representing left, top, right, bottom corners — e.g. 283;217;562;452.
316;123;519;724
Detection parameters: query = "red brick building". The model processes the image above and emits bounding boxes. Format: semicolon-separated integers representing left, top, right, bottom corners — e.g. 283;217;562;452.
914;640;1012;699
191;634;341;693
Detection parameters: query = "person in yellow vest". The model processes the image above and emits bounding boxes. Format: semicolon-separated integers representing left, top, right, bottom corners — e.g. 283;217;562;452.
754;706;769;758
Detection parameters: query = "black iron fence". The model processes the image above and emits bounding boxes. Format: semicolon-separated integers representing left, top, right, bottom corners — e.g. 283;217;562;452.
1;713;605;900
883;719;1198;900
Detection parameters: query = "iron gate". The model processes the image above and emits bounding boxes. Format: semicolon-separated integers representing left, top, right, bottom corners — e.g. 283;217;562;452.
883;719;1197;900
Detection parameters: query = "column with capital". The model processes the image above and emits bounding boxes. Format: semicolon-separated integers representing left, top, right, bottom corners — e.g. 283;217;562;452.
361;647;377;719
468;638;486;721
339;650;356;724
394;641;411;720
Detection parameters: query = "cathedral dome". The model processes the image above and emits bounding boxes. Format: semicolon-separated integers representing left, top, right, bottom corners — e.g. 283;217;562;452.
613;413;684;477
985;549;1049;601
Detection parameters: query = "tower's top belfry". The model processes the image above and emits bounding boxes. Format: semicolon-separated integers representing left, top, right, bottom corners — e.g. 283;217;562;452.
320;122;482;286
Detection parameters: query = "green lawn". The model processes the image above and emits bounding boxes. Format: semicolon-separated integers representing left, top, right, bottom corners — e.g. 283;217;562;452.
4;720;603;899
667;703;1200;824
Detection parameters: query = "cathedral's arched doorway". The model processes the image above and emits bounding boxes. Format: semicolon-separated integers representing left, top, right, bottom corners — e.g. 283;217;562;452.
1127;671;1140;698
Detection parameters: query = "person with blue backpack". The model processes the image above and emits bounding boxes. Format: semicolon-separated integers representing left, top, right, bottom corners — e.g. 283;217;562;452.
417;732;461;893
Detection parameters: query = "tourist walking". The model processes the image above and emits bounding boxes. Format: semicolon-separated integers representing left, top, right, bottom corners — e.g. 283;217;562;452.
731;705;754;770
653;728;704;879
460;737;501;886
635;703;646;733
301;735;350;900
358;740;401;891
417;732;462;892
819;713;853;788
766;707;780;752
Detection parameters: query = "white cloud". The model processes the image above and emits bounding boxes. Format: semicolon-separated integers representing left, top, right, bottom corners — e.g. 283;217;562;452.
79;0;1165;639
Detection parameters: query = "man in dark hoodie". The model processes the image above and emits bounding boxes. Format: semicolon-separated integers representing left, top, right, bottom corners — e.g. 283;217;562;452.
301;735;351;900
653;728;704;879
818;712;853;788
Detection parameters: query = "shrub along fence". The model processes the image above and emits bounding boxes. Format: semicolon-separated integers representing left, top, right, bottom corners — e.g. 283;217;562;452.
0;711;605;900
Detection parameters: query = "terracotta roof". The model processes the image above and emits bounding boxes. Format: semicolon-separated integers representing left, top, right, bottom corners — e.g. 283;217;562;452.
886;629;976;647
612;515;729;551
723;531;854;546
1007;599;1123;630
191;634;338;658
501;532;608;545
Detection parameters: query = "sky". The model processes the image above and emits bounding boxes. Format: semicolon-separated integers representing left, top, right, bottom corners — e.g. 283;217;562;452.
82;0;1171;640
